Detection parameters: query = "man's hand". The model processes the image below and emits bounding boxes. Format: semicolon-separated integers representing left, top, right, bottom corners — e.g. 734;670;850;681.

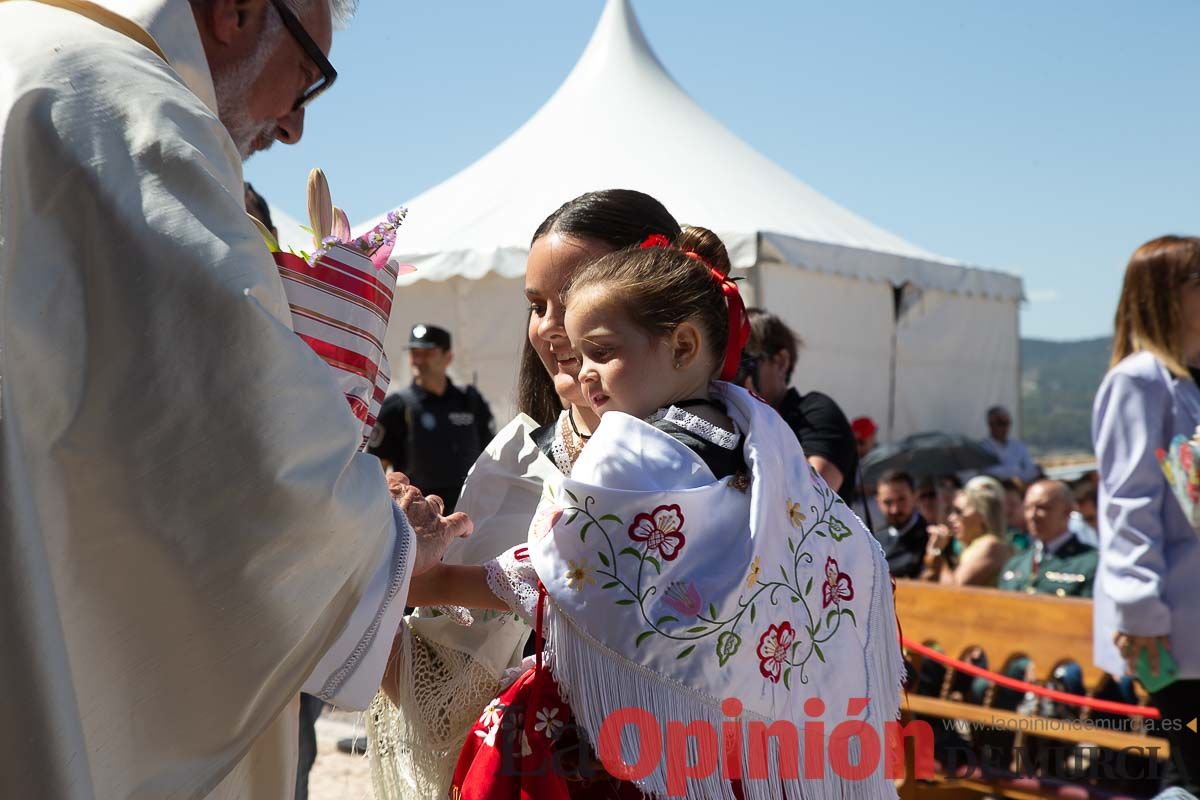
394;484;471;576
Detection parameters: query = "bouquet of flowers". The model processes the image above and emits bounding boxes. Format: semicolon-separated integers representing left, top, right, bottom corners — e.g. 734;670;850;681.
254;168;412;450
1157;428;1200;532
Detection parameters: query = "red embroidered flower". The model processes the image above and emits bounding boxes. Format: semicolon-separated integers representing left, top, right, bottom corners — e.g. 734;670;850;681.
756;622;795;683
628;504;686;561
822;556;854;608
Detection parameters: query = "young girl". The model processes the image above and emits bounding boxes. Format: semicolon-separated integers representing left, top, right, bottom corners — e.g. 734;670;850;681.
404;228;903;800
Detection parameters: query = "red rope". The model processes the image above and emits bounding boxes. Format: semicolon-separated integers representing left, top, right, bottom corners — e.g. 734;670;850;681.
902;637;1161;720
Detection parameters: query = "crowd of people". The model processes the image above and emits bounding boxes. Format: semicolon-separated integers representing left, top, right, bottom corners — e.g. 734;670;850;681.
2;2;1198;800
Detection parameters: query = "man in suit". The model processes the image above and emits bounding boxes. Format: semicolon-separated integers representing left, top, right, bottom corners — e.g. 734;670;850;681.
997;480;1098;597
873;470;930;579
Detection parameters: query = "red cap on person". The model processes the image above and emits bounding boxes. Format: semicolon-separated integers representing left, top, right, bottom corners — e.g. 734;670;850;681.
851;416;878;441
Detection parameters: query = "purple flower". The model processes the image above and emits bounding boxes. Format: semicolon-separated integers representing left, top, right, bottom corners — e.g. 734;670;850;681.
387;210;403;226
661;581;703;619
320;235;340;247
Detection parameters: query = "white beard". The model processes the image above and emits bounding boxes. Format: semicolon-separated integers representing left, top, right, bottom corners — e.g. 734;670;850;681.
212;18;281;160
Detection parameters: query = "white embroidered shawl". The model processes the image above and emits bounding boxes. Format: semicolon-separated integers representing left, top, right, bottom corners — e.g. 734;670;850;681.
531;383;904;799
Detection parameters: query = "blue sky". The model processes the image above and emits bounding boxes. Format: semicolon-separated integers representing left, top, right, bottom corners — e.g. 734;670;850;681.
245;1;1200;342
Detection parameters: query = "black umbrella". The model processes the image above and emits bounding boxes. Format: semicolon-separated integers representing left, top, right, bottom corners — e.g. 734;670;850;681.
860;432;999;486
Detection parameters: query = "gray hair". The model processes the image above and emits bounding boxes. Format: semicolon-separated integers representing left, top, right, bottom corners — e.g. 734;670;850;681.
190;0;358;30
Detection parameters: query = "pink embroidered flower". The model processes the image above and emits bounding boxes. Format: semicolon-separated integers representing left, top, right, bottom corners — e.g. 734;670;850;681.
757;622;795;683
661;581;703;618
531;504;564;540
628;504;686;561
822;556;854;608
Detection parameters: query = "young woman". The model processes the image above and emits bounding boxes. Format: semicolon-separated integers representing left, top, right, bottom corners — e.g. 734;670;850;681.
920;476;1012;586
1092;235;1200;795
368;190;686;798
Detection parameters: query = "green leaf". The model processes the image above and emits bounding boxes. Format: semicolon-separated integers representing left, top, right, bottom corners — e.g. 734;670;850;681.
687;625;708;634
750;604;757;623
709;603;719;619
655;615;679;627
581;521;593;543
828;518;853;541
677;645;696;660
787;538;795;553
791;595;800;603
564;510;579;524
600;514;622;524
839;608;857;625
779;565;789;582
616;599;636;606
826;609;838;628
636;631;655;648
783;667;792;690
716;631;742;667
804;577;814;596
646;557;662;575
565;489;579;503
546;485;556;500
814;644;825;663
619;547;642;560
597;550;609;567
602;581;620;589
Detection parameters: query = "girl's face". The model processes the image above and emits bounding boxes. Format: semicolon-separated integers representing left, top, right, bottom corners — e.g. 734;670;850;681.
566;288;679;420
525;234;612;409
947;491;983;541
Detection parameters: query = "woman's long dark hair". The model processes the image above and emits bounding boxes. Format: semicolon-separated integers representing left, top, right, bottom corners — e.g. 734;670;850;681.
517;190;681;424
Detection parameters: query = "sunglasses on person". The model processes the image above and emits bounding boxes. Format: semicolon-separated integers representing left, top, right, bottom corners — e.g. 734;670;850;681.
268;0;337;110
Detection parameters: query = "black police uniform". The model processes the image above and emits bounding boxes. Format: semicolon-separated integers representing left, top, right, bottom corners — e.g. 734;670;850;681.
368;325;494;512
370;381;494;512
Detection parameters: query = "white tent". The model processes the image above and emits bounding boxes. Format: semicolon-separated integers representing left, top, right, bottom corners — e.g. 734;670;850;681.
360;0;1024;441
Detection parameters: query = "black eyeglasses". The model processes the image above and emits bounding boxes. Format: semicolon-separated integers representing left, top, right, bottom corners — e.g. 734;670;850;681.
268;0;337;111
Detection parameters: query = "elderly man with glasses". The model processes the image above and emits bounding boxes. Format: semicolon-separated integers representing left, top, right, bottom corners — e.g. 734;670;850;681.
0;2;469;799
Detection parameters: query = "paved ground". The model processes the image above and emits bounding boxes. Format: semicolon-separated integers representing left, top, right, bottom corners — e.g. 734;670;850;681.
306;710;375;800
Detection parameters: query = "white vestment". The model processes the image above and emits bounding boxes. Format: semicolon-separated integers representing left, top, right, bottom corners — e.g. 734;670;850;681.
0;1;416;797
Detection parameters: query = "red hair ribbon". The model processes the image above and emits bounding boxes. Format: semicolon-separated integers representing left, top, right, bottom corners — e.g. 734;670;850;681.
638;234;750;382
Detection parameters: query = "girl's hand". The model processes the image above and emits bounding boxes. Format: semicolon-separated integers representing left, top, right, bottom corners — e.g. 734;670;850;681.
1114;632;1171;677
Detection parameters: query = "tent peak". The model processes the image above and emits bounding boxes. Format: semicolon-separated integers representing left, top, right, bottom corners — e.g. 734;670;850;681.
561;0;676;95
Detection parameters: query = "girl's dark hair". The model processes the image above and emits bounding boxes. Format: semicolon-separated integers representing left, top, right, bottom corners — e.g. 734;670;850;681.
517;190;682;423
562;226;733;377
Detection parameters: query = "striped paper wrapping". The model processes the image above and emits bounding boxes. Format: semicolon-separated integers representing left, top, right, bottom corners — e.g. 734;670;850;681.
273;244;398;451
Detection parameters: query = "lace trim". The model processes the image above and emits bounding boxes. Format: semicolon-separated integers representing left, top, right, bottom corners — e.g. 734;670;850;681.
647;405;740;451
483;548;540;627
548;410;575;475
367;624;506;797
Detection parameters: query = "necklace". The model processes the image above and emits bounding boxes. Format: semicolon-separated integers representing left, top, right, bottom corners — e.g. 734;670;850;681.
559;412;585;469
568;407;592;441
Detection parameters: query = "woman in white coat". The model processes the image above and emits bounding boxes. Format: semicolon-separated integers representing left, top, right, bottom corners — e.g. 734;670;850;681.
1092;235;1200;795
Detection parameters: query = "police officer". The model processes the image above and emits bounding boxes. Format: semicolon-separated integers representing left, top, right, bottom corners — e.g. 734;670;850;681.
369;324;494;512
997;479;1098;597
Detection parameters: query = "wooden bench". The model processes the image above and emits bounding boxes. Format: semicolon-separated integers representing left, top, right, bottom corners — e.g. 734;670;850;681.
893;580;1169;800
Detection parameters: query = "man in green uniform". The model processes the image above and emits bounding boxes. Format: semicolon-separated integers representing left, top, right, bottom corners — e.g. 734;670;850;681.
997;479;1098;597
